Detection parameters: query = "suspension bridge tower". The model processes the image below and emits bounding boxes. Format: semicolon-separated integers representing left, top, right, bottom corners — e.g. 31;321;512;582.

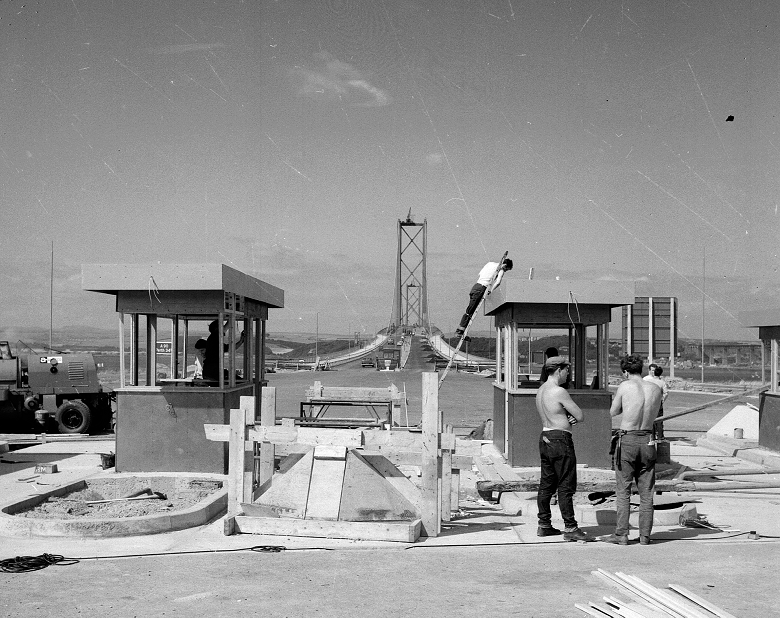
390;211;430;335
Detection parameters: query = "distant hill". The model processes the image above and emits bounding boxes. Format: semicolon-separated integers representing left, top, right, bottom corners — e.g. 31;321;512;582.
0;325;118;352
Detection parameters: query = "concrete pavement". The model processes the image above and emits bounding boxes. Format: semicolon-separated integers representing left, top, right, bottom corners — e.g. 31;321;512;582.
1;437;779;617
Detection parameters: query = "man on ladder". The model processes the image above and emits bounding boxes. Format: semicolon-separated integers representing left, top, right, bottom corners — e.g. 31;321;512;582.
439;254;512;388
454;255;513;342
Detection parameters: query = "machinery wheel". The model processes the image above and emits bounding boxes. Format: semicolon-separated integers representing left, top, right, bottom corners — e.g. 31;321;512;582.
55;400;92;434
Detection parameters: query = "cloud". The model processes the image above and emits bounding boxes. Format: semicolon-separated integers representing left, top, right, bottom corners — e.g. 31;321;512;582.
290;52;391;108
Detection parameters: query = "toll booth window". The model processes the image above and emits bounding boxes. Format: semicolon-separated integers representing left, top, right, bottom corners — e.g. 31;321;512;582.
0;342;11;359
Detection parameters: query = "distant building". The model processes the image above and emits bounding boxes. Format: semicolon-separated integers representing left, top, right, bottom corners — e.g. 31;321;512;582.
622;297;678;366
682;340;764;367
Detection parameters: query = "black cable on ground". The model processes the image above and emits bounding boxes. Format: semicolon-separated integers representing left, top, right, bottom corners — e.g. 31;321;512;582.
0;554;79;573
3;533;779;572
0;545;332;572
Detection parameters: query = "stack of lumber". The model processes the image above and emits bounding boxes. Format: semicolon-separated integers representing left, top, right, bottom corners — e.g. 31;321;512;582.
575;570;738;617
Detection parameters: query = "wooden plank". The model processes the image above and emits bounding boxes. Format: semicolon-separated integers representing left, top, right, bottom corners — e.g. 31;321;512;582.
313;445;348;460
204;423;230;442
312;386;397;400
476;479;700;494
420;372;440;537
240;396;255;503
360;431;481;456
359;453;421;513
304;455;347;520
440;432;456;451
451;469;460;511
258;387;277;493
339;451;419;521
440;422;452;522
359;450;472;471
616;574;710;618
228;408;247;516
593;571;686;618
253;450;314;518
233;515;421;542
667;585;738;618
363;431;423;450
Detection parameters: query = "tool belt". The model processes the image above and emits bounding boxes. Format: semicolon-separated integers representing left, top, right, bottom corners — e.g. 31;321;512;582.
610;430;655;471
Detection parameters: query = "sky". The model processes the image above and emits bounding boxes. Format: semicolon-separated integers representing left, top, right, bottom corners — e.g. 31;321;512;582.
1;0;779;344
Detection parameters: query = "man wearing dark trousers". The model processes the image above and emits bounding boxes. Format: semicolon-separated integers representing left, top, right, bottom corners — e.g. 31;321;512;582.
602;354;662;546
455;258;512;341
535;356;591;542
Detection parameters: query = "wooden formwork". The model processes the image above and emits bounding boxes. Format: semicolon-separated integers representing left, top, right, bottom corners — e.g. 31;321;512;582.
204;372;479;542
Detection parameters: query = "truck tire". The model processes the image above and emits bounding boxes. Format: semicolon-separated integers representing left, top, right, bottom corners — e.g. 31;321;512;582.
56;401;91;434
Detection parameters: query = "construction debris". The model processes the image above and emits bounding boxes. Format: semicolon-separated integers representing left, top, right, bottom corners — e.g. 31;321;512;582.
577;570;739;618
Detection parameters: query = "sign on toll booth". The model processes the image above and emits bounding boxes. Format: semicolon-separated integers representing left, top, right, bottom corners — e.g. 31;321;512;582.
155;341;172;356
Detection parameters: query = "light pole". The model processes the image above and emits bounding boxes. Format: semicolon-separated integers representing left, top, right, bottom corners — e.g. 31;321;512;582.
315;312;319;362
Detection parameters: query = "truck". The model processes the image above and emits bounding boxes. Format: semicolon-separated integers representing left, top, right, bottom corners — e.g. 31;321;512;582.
0;341;114;434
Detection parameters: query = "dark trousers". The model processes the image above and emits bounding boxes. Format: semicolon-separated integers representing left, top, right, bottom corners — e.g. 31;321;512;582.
458;284;486;329
537;430;578;529
615;432;656;537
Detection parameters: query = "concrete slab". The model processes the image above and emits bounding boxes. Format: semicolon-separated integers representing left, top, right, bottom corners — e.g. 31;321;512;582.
0;429;777;560
707;404;759;440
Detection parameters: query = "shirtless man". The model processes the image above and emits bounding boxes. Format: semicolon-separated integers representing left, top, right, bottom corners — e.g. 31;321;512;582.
602;354;663;546
535;356;590;542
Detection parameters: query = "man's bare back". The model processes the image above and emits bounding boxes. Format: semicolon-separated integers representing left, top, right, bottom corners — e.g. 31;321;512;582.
610;376;662;430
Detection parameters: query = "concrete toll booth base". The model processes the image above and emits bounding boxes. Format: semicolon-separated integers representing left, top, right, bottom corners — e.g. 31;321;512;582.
739;310;780;453
485;279;635;468
83;264;284;474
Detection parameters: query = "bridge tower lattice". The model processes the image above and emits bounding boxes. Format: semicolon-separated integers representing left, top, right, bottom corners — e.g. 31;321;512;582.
390;211;430;334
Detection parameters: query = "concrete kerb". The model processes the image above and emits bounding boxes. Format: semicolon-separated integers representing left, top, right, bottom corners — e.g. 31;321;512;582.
0;471;228;538
695;434;780;468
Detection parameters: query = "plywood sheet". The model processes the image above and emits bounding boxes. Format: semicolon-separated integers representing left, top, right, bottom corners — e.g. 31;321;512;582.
253;450;314;518
304;457;346;520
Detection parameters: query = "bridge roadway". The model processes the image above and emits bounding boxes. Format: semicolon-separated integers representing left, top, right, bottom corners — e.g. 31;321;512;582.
298;330;493;371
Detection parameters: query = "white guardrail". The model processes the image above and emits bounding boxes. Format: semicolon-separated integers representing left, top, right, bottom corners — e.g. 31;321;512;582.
271;335;388;370
427;334;493;366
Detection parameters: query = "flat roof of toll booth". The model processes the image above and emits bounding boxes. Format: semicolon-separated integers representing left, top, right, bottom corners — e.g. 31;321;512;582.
739;308;780;340
484;278;635;326
81;263;284;316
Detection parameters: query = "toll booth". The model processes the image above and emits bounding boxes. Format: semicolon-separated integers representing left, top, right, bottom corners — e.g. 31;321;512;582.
82;264;284;473
484;279;635;468
738;309;780;452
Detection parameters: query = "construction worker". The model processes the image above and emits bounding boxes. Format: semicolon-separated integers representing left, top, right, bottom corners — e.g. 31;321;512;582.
601;354;662;546
535;356;591;542
202;320;246;383
455;258;513;341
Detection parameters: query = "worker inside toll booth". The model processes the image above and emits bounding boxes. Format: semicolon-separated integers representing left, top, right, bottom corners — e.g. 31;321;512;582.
201;320;246;383
191;338;207;379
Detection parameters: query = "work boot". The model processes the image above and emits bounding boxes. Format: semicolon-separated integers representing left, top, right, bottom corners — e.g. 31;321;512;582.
536;526;562;537
639;536;651;545
563;527;591;542
600;533;629;545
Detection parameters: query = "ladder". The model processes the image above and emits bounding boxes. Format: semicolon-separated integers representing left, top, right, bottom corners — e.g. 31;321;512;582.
439;252;508;388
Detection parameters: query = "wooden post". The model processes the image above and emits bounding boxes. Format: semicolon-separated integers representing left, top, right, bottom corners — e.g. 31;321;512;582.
118;313;126;389
258;387;277;498
421;372;440;537
147;315;157;386
131;314;139;386
228;407;247;518
451;468;460;512
440;420;452;522
239;396;256;502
